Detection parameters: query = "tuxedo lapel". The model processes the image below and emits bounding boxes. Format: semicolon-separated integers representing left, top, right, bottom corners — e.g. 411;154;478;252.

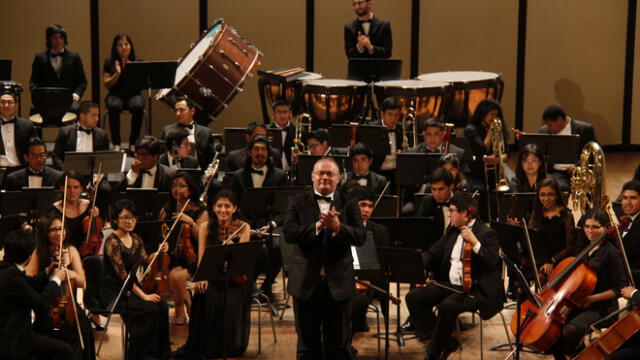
242;168;254;188
68;126;78;151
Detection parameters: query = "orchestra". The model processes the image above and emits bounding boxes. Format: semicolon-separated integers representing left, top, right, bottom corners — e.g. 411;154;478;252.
2;13;640;360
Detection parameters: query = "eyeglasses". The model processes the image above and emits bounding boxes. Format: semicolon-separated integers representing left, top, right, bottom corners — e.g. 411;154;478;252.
313;171;338;178
28;153;47;159
48;227;63;233
118;216;138;222
0;100;15;105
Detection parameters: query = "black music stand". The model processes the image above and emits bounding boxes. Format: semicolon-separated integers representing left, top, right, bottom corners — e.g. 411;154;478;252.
0;188;60;220
0;59;10;80
239;187;276;225
377;246;427;353
0;214;24;249
348;58;403;122
123;61;178;135
194;241;264;360
267;128;284;151
395;153;443;186
519;134;581;168
63;151;126;175
113;189;170;221
371;217;439;251
371;195;398;217
328;124;390;156
492;221;543;268
497;192;535;222
0;167;5;187
30;87;73;127
223;127;247;153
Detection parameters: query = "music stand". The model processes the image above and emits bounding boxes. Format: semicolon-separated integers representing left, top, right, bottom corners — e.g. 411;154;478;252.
395;153;442;186
194;241;264;360
348;58;403;122
30;87;74;127
371;217;439;251
371;195;398;217
112;189;170;221
63;151;127;175
0;59;10;80
0;188;59;220
328;124;390;156
519;134;581;167
123;61;178;135
223;127;247;152
377;246;427;354
267;128;284;151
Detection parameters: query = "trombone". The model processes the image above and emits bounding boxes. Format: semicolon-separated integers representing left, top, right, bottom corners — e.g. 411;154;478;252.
290;113;312;183
483;118;510;220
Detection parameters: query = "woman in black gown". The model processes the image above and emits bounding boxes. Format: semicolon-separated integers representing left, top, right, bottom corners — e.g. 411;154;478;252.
172;190;251;359
50;171;96;251
26;213;95;360
101;199;170;360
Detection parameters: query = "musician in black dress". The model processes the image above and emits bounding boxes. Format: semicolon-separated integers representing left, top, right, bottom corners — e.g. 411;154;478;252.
510;143;546;192
527;178;577;278
343;142;388;194
102;199;170;360
405;193;504;360
29;24;87;114
158;172;208;325
102;33;144;152
550;209;626;360
26;214;95;360
172;190;252;359
344;0;392;58
50;171;97;251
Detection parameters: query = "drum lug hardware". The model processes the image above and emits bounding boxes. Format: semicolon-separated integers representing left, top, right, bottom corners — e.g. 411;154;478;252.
190;42;195;49
199;86;213;98
222;64;229;71
219;49;244;71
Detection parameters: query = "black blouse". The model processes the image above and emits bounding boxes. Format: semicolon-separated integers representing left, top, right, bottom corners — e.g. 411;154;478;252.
584;240;627;312
103;57;142;98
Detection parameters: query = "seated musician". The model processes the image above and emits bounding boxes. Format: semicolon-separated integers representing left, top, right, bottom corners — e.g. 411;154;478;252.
172;190;251;359
463;98;512;190
608;285;640;359
0;229;72;360
0;91;37;173
50;171;99;251
416;168;456;238
405;193;503;360
413;118;466;170
115;135;176;192
229;134;287;300
369;96;404;181
25;214;95;360
158;127;199;169
526;177;576;280
29;24;87;114
160;96;213;170
439;153;469;193
348;186;390;334
549;208;626;360
620;180;640;285
343;142;388;194
103;33;144;153
3;136;62;190
158;171;208;325
102;199;170;359
510;143;546;193
225;121;283;172
512;104;598;191
306;129;348;156
267;98;296;171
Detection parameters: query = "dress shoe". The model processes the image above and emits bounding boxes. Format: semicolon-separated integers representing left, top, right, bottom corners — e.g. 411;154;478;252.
401;320;415;332
439;337;461;360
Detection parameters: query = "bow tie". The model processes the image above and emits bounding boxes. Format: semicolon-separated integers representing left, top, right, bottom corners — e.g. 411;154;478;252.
78;127;92;135
353;174;368;180
436;202;450;207
250;168;264;176
50;52;63;58
387;129;396;133
1;118;15;125
314;194;332;202
358;19;371;25
141;169;152;176
27;170;43;177
178;123;194;130
171;158;180;166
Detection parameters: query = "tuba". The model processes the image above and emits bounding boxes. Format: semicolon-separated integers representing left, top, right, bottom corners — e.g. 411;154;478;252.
484;118;511;193
570;141;605;215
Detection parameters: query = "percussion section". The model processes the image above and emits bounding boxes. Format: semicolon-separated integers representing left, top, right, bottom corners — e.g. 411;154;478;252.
302;79;367;129
157;19;262;122
258;69;322;120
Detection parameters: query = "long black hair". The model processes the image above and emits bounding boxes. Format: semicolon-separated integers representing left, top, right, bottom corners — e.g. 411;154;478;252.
110;33;136;61
206;190;243;243
515;143;547;189
529;177;566;228
35;213;67;270
469;98;509;142
164;171;202;215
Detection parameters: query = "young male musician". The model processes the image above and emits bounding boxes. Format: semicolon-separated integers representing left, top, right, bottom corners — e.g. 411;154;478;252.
343;142;388;194
226;121;283;172
620;180;640;286
3;137;62;190
160;96;213;170
416;168;456;239
344;0;392;58
158;127;199;169
405;193;504;360
115;135;176;192
0;91;37;172
284;157;366;359
0;230;72;360
305;129;347;156
412;118;467;171
370;97;403;180
267;99;296;171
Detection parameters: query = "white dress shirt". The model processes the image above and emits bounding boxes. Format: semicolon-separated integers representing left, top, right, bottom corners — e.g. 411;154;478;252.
127;165;158;189
76;127;93;152
0;117;20;167
250;166;267;188
276;123;291;171
380;130;397;171
449;220;482;286
28;167;44;188
314;191;334;235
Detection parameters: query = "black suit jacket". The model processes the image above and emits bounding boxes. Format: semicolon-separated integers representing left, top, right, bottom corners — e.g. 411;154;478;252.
2;166;63;190
423;219;504;319
0;117;36;168
623;216;640;285
29;49;87;97
344;16;392;58
160;123;213;170
158;153;199;169
225;147;283;173
268;122;296;166
229;166;289;228
115;164;176;193
0;262;61;359
52;123;110;169
284;190;366;301
538;118;598;150
416;195;450;238
411;142;468;172
344;170;388;194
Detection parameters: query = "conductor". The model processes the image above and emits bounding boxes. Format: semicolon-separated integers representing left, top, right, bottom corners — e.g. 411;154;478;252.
344;0;392;58
284;157;366;359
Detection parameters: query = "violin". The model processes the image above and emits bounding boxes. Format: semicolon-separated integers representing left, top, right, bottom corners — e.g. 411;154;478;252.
81;173;105;257
462;239;473;294
177;222;196;265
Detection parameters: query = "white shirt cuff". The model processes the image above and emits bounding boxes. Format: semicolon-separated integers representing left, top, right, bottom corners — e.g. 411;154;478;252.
472;242;481;254
51;276;62;286
126;169;138;185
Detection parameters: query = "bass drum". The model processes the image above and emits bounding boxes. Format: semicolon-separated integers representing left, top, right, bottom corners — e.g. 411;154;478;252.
157;19;262;124
302;79;367;129
417;71;503;127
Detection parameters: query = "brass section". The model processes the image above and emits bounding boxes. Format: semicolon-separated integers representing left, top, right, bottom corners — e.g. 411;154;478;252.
570;141;606;215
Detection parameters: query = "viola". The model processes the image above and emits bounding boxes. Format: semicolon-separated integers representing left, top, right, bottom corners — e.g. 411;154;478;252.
462;239;473;294
176;222;196;266
48;246;77;329
81;213;103;257
573;308;640;360
141;250;171;295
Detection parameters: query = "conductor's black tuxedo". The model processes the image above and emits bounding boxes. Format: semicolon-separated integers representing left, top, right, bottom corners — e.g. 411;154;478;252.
52;123;110;170
344;17;392;58
160;123;213;170
284;190;366;359
0;262;72;359
2;166;62;190
29;49;87;98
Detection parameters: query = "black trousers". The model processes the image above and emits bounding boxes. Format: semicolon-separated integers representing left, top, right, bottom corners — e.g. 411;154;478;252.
118;294;170;360
293;280;353;360
106;94;145;146
32;332;74;360
405;283;477;358
257;242;283;298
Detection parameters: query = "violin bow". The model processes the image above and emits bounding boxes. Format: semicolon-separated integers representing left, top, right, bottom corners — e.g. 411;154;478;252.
372;181;391;213
606;203;635;288
222;222;249;245
522;218;543;292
